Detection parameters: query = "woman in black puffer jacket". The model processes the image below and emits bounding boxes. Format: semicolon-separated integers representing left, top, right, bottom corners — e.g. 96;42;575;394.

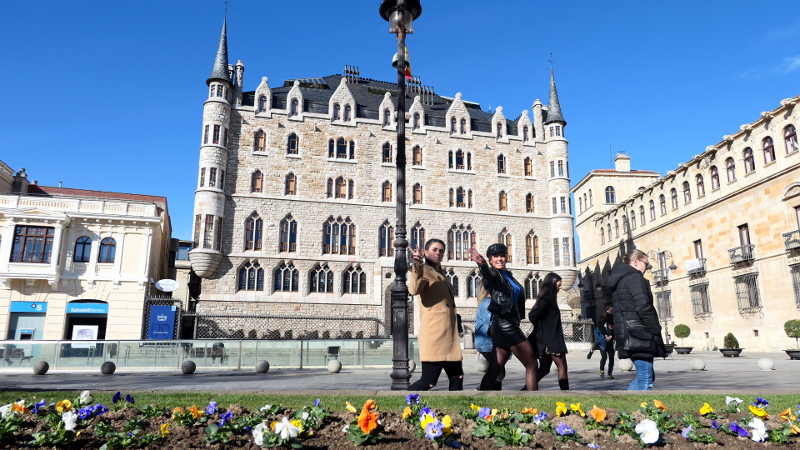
528;272;570;390
469;244;539;390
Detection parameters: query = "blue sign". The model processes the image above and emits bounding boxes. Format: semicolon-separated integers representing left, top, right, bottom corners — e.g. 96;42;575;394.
146;305;176;340
66;302;109;315
10;301;47;313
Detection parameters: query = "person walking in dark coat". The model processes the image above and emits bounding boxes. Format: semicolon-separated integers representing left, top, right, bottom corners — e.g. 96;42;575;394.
606;249;666;390
469;244;539;390
528;272;570;390
598;304;615;379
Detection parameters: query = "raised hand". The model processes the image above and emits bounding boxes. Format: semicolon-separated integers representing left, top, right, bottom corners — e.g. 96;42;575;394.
468;246;485;265
411;247;425;264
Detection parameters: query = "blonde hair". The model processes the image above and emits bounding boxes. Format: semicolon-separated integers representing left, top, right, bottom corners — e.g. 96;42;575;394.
626;248;648;265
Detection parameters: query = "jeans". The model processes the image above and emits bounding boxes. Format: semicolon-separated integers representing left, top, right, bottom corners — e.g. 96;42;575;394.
628;358;653;390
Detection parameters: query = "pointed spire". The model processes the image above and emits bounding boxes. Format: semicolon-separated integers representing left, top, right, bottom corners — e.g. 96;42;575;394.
208;18;230;85
544;70;566;124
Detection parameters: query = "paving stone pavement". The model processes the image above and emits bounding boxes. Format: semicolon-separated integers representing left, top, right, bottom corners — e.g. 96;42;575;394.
0;351;797;393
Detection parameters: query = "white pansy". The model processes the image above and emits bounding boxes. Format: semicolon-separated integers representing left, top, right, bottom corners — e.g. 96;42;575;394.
0;404;12;418
274;417;299;440
62;411;78;431
301;411;309;421
79;390;92;405
259;404;272;411
725;396;743;407
342;424;349;433
635;419;660;445
252;421;267;446
749;418;767;442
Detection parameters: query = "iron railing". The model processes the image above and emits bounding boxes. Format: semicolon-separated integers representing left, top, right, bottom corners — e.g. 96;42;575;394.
181;313;385;340
791;264;800;309
655;290;673;320
690;283;712;316
734;272;761;313
728;245;755;264
687;258;707;276
783;230;800;251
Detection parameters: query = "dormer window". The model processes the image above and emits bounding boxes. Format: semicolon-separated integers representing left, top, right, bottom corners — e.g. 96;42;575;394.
257;95;267;113
383;108;391;127
450;117;457;134
289;98;299;117
523;126;529;142
496;122;503;139
332;103;340;121
413;112;420;129
460;118;466;135
215;84;224;98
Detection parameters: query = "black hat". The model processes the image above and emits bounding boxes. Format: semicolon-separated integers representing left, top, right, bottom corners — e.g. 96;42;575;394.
486;243;508;257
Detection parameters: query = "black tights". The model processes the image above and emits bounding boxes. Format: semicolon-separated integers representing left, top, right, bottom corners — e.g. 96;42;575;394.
478;351;502;390
537;354;569;390
600;348;615;375
408;361;464;391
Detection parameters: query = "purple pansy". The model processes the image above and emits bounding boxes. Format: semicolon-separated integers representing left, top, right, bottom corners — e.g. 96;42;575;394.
556;423;575;436
78;407;93;420
112;392;122;404
681;425;693;439
206;401;218;416
419;406;433;417
478;407;491;419
32;399;46;414
753;397;768;408
124;394;134;404
729;422;750;438
711;420;720;430
313;398;320;407
218;410;233;426
587;444;600;449
533;411;549;424
425;420;444;439
406;393;420;405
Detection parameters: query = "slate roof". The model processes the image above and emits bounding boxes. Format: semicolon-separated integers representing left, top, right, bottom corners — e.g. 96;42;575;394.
242;74;525;133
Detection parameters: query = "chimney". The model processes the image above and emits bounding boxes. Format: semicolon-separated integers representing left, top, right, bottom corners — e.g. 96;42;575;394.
11;169;29;193
614;153;631;172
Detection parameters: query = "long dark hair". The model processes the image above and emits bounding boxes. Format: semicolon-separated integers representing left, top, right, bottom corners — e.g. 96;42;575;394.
536;272;562;303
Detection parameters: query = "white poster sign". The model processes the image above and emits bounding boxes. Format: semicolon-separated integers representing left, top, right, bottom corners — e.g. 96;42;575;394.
71;325;98;349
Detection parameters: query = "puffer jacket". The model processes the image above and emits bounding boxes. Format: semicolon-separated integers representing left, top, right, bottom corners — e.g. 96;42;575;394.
477;262;525;323
606;263;666;360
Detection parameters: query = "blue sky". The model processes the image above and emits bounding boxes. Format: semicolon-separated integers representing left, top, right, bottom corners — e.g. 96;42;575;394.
1;1;798;239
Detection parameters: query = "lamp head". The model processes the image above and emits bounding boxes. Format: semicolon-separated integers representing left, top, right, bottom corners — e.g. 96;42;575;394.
379;0;422;34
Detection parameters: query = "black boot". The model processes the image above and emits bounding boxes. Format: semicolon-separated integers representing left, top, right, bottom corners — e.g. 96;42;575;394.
408;379;433;391
448;375;463;391
558;378;570;391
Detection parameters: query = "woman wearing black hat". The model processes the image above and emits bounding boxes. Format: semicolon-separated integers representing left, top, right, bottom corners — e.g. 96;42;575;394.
469;244;539;390
528;272;570;390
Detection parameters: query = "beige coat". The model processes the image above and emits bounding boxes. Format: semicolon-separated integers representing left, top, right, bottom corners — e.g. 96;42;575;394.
409;262;462;362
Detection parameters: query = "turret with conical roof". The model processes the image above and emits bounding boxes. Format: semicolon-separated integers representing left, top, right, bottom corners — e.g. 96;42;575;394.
544;70;565;125
208;19;230;85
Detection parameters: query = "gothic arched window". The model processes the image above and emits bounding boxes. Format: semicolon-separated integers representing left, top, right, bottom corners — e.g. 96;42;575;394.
343;265;367;294
284;173;297;195
526;193;534;213
524;157;533;177
499;228;512;263
379;220;394;257
257;95;267;113
447;224;475;261
382;181;392;202
278;214;297;252
336;137;347;159
332;103;340;121
244;213;263;251
446;268;459;296
251;170;263;193
467;271;482;298
498;191;508;211
382;142;392;164
289;98;299;116
497;154;506;174
273;261;299;292
254;130;266;152
343;104;351;121
413;112;420;129
384;108;392;126
450;117;457;134
410;222;426;250
460;118;466;134
412;145;422;166
237;261;264;291
287;133;298;154
412;183;422;204
322;216;356;255
524;273;540;299
309;264;333;294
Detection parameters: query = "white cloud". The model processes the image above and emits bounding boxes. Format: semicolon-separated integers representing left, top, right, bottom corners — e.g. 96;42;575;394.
780;56;800;73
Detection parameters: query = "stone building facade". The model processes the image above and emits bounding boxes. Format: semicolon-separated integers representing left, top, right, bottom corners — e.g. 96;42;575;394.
0;164;172;341
572;95;800;352
188;22;578;339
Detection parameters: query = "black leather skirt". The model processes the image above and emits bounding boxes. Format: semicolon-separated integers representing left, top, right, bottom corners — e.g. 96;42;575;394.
489;317;526;349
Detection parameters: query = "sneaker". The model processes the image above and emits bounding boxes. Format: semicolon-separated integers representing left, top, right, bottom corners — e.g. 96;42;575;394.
599;371;605;379
586;350;594;359
648;383;655;389
608;374;614;380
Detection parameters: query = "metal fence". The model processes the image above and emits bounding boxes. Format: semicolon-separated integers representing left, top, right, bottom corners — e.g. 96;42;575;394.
461;319;593;345
180;313;384;340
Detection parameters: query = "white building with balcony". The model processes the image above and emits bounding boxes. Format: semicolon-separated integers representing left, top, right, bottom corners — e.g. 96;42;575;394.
0;164;172;341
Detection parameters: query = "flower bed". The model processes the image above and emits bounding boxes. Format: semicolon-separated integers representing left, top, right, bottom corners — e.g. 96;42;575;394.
0;392;798;448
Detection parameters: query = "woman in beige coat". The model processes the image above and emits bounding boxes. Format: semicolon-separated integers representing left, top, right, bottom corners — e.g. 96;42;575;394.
407;238;463;390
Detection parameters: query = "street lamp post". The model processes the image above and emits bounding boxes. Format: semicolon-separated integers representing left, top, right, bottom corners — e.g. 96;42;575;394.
379;0;422;390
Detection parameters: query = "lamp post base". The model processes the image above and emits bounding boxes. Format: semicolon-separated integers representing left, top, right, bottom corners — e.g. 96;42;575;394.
389;281;410;390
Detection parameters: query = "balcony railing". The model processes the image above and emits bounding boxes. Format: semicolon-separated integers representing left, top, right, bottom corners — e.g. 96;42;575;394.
728;245;755;264
783;230;800;251
652;268;668;284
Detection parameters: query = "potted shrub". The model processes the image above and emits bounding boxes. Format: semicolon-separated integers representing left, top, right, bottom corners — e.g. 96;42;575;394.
719;332;743;357
784;320;800;360
673;324;693;354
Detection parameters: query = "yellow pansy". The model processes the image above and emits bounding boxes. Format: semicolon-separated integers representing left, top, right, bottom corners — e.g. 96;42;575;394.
171;407;184;419
442;415;453;435
699;403;714;416
555;401;568;417
270;420;279;432
653;400;667;411
290;419;304;433
420;414;435;430
345;401;357;414
160;423;170;437
469;403;481;412
748;405;768;418
570;402;586;417
11;401;27;414
402;407;413;420
790;424;800;435
520;408;538;415
188;405;203;419
640;401;648;408
55;400;72;413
